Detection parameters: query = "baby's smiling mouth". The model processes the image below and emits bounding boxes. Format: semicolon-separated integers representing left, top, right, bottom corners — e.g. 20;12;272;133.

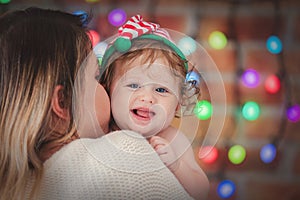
131;108;155;120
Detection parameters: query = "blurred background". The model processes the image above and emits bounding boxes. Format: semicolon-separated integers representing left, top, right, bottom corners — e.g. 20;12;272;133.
1;0;300;199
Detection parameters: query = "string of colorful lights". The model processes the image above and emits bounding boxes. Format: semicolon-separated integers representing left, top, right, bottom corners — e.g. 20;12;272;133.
198;0;299;198
2;0;299;198
71;3;299;199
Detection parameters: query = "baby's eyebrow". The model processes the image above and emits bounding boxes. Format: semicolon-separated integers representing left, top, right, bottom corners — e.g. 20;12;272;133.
121;74;142;81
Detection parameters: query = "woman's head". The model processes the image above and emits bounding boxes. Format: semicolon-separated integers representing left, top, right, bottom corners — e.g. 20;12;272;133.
0;7;94;199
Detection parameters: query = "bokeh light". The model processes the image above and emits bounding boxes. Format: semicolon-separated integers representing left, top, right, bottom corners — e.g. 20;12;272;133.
286;104;300;123
264;74;281;94
177;36;197;56
266;35;282;54
198;146;218;164
72;10;89;26
93;42;108;66
260;143;277;164
217;180;236;199
108;8;127;27
241;69;260;88
88;30;100;47
94;42;108;57
0;0;10;4
208;31;227;50
85;0;100;2
185;71;200;87
242;101;260;121
228;145;246;165
194;100;213;120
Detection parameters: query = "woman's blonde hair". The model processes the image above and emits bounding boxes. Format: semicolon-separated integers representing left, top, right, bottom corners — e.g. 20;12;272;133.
0;7;92;199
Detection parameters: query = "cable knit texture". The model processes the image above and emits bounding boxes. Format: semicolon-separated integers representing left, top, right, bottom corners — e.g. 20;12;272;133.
35;130;193;200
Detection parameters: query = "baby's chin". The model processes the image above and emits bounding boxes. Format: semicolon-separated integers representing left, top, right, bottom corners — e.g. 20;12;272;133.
128;125;164;138
116;119;165;138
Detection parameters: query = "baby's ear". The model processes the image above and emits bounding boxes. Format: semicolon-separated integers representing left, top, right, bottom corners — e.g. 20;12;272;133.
51;85;70;120
176;103;181;112
174;103;182;118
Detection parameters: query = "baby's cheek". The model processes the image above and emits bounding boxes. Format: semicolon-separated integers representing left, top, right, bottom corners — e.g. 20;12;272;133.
95;84;111;134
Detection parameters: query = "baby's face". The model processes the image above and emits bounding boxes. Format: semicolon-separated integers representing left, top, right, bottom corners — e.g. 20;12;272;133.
110;56;183;138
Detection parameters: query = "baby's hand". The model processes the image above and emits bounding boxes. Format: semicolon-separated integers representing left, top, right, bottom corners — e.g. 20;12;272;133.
148;136;179;172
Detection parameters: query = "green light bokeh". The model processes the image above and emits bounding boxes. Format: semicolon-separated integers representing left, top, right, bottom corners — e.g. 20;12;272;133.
242;101;260;121
0;0;10;4
194;100;213;120
85;0;99;2
228;145;246;165
97;57;103;66
208;31;227;50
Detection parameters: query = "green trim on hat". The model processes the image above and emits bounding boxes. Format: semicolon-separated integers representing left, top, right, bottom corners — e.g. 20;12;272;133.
100;34;188;71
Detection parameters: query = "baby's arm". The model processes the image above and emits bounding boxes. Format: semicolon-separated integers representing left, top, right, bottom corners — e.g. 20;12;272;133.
149;127;209;200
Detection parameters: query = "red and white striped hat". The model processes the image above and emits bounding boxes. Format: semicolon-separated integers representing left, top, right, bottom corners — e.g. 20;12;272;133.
101;14;188;70
113;14;174;52
118;15;170;40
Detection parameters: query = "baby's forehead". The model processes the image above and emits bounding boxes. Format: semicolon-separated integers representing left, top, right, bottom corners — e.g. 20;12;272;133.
119;63;184;81
116;54;183;76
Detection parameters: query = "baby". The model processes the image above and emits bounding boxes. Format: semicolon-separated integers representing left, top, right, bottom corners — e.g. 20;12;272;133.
99;15;209;199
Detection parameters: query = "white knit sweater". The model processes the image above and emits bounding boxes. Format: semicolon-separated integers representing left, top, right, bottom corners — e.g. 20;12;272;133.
36;130;193;200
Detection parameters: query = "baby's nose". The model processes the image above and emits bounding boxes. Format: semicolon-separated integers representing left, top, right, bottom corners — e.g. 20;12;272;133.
138;87;155;104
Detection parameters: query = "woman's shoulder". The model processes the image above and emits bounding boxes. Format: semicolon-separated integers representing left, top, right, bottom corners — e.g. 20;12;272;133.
39;130;193;199
44;130;149;167
44;130;167;173
77;130;165;173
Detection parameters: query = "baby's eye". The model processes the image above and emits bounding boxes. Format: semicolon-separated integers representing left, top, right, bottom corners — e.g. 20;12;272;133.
156;87;168;93
127;83;140;89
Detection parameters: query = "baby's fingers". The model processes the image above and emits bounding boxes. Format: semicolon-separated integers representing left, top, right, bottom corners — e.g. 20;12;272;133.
149;136;165;147
149;136;168;153
155;146;168;155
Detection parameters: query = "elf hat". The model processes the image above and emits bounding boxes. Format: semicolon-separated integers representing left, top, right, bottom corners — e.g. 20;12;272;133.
99;14;189;71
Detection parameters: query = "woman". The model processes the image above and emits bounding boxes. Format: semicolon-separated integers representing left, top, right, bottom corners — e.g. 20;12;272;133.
0;7;192;199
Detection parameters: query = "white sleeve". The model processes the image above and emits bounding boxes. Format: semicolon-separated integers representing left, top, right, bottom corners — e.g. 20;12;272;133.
37;130;193;200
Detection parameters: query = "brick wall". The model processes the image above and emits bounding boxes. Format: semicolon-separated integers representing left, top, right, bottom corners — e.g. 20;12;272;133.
3;0;300;199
